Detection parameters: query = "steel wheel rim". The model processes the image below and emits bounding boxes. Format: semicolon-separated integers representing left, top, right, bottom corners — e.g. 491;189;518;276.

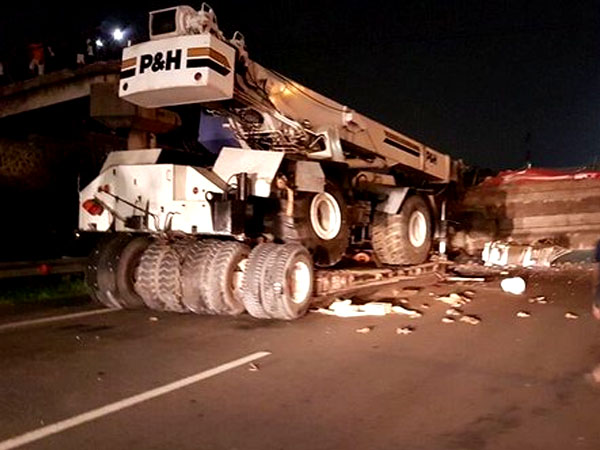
408;211;427;247
289;260;311;304
310;192;342;241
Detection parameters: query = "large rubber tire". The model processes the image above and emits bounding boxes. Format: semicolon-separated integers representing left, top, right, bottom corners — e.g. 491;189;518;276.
181;240;217;314
135;242;188;312
277;182;349;267
261;244;314;320
372;195;432;265
203;242;250;315
171;237;195;261
86;234;133;309
181;239;214;314
114;236;151;309
241;243;278;319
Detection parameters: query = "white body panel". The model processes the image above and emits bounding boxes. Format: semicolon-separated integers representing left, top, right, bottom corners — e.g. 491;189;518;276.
212;148;284;198
79;164;225;234
119;35;235;108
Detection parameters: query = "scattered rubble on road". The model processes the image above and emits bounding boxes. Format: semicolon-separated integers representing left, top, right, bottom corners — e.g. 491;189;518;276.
516;311;531;318
435;293;470;307
312;299;421;318
441;317;456;324
501;277;526;295
529;296;548;304
149;316;159;322
392;305;422;318
445;276;486;283
396;326;414;335
482;240;570;268
421;303;431;309
460;315;481;325
356;326;374;334
446;308;463;316
565;312;579;320
248;363;260;372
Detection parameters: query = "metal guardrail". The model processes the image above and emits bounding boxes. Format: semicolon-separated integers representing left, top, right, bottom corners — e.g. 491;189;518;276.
0;258;88;279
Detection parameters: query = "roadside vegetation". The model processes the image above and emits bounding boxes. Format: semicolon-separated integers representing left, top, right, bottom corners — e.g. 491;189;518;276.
0;275;90;307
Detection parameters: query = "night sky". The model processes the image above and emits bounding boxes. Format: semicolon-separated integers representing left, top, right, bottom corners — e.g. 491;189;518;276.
1;0;599;170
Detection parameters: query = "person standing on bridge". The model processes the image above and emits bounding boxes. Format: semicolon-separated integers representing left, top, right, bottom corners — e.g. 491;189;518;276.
28;42;45;76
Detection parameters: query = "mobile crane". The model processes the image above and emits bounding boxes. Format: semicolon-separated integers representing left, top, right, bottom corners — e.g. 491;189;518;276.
80;4;458;319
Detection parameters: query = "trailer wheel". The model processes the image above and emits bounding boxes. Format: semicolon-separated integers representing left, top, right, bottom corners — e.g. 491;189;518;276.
241;243;277;319
278;182;349;267
372;195;432;265
203;242;250;315
171;237;195;261
181;240;216;314
86;234;132;309
261;244;314;320
114;236;152;309
135;242;188;312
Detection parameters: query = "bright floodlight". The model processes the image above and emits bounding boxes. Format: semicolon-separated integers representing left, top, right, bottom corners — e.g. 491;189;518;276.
95;39;104;48
113;28;124;41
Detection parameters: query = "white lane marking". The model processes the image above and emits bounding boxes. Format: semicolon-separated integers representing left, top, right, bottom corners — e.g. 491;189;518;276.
0;351;271;450
0;308;120;333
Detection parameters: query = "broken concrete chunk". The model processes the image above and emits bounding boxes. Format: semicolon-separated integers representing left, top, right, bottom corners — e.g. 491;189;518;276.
396;326;415;335
149;316;159;322
392;305;422;318
248;363;260;372
446;308;463;316
528;296;548;304
501;277;526;295
441;317;456;324
516;311;531;318
436;293;468;307
421;303;431;309
460;315;481;325
356;326;373;334
462;290;476;298
446;276;485;282
565;312;579;320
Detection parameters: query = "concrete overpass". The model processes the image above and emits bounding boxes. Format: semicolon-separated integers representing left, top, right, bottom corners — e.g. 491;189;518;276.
0;62;181;148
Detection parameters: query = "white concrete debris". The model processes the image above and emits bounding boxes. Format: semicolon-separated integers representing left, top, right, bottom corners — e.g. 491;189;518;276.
396;326;414;335
460;315;481;325
441;317;456;324
501;277;526;295
564;312;579;320
149;316;159;322
421;303;431;309
528;296;548;304
313;300;421;318
446;276;486;282
435;293;470;307
356;326;373;334
516;311;531;318
482;240;570;268
462;290;476;298
248;363;260;372
392;305;422;318
446;308;463;316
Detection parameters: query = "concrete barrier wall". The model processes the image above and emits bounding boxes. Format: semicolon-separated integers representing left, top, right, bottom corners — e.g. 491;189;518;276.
453;178;600;252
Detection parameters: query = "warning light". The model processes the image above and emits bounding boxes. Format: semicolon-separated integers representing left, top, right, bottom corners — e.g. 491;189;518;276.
82;199;104;216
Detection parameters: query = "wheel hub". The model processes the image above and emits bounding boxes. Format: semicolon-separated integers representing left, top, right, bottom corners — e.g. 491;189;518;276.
408;211;427;247
309;192;342;241
289;261;311;304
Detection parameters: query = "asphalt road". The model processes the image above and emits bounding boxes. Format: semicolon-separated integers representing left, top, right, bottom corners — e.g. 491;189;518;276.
1;268;600;450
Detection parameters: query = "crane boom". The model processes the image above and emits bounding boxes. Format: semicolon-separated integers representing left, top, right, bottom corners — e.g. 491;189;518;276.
118;4;453;182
